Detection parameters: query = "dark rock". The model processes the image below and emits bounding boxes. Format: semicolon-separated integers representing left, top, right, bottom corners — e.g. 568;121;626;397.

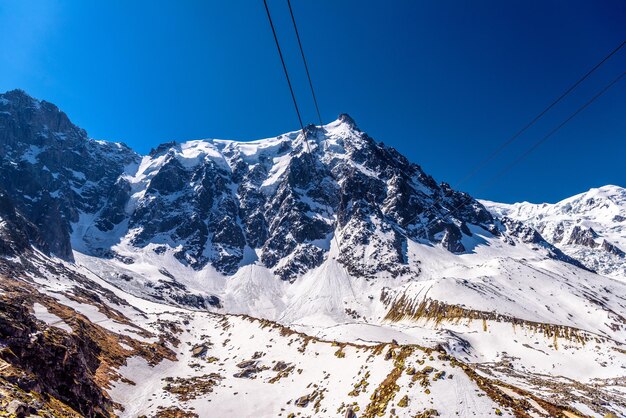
344;407;357;418
272;361;290;371
0;90;139;260
0;297;113;417
500;218;593;272
566;226;598;247
236;360;257;369
602;240;625;257
295;394;310;407
500;217;545;244
233;368;257;379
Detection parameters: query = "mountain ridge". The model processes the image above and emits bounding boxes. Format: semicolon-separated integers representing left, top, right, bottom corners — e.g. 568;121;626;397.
482;184;626;280
1;89;498;274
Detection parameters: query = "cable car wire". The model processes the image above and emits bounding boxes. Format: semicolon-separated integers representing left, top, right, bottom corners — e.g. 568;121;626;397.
401;40;626;229
416;71;625;233
263;0;343;253
263;0;306;133
455;40;625;188
286;0;324;126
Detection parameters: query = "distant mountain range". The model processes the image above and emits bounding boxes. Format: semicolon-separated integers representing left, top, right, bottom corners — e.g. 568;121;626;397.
482;185;626;279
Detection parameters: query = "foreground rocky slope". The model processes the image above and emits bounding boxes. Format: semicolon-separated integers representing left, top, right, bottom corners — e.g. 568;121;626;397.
2;250;623;417
1;89;625;417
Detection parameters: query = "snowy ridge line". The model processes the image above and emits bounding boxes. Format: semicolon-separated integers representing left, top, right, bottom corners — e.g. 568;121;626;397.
222;312;379;350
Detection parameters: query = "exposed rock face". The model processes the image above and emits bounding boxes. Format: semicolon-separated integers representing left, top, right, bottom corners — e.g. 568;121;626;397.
0;297;113;417
0;89;139;260
500;217;544;244
566;225;598;247
498;217;592;271
601;239;625;257
0;189;48;257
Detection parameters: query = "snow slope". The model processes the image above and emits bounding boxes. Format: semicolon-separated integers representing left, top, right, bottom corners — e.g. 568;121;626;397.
3;250;623;417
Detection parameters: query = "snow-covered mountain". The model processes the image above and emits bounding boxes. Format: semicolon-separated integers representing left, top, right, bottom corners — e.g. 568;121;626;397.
0;89;585;314
482;185;626;280
1;89;625;417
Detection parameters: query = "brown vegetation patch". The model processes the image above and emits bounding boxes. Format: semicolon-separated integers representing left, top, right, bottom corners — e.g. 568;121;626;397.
385;296;597;345
163;373;223;401
154;406;199;418
0;270;176;417
361;346;414;417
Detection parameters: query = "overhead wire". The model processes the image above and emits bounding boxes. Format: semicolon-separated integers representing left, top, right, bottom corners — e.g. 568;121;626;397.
263;0;344;256
264;1;624;271
415;70;625;234
263;0;306;133
489;71;625;183
400;40;626;229
456;40;625;188
287;0;323;126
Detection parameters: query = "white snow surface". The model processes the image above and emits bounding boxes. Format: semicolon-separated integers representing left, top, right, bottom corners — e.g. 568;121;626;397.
32;302;72;332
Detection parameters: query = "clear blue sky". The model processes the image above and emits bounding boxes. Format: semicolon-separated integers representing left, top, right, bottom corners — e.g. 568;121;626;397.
1;1;624;203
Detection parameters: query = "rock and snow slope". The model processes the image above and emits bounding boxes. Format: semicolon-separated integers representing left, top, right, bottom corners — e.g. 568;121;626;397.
1;89;625;417
482;185;626;280
2;249;623;417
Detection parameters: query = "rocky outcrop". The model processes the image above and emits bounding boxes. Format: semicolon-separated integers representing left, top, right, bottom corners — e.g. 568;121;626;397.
500;217;544;244
0;297;114;417
566;225;598;247
481;185;626;280
499;217;593;271
602;239;625;257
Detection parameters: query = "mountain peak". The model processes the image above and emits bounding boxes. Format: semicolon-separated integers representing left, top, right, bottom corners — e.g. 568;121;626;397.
1;88;41;108
2;88;31;98
337;113;358;129
586;184;625;198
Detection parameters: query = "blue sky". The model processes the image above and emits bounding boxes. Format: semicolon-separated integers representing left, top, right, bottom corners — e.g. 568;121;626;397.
1;1;624;203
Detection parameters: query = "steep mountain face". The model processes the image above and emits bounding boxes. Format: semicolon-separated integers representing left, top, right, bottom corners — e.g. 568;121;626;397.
0;89;617;318
1;89;586;312
113;115;499;282
482;185;626;280
1;90;626;417
1;90;503;281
